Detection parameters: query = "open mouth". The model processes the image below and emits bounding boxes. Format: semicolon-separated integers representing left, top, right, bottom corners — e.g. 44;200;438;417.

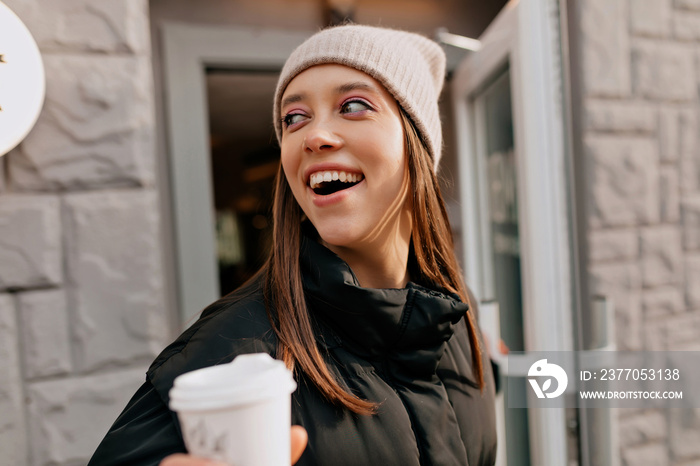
308;170;364;196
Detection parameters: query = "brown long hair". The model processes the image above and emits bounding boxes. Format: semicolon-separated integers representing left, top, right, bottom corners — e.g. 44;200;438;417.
263;108;484;415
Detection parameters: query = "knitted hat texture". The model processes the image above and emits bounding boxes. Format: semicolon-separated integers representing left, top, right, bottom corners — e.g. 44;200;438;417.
273;24;446;169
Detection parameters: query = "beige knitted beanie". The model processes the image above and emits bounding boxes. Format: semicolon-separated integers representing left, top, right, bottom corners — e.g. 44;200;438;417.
273;24;446;170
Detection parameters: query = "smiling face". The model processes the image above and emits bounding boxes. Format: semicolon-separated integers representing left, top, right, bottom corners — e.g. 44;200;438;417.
279;64;411;256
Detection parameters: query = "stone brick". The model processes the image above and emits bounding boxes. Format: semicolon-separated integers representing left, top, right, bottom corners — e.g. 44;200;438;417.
588;228;639;262
665;311;700;349
3;0;150;54
589;263;642;350
640;227;683;287
0;294;28;466
631;0;672;38
673;340;700;351
675;0;700;10
643;317;668;350
674;12;700;40
680;147;700;194
669;408;700;460
681;197;700;251
8;54;156;191
619;410;667;447
659;108;697;163
674;460;700;466
584;99;656;134
585;136;660;228
63;190;166;372
622;442;669;466
685;255;700;309
0;195;62;290
619;407;646;420
632;41;696;102
576;0;632;97
18;290;72;379
643;287;685;318
27;368;145;466
0;157;6;193
660;167;681;223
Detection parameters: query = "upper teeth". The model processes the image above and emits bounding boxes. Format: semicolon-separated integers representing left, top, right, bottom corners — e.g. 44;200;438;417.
309;171;363;189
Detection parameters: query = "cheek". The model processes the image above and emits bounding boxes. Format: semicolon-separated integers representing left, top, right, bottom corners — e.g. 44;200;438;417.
383;119;407;167
362;123;405;169
381;131;407;177
381;128;409;197
280;145;300;186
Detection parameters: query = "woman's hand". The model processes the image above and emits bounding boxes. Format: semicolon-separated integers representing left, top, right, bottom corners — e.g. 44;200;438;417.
290;426;308;463
160;425;308;465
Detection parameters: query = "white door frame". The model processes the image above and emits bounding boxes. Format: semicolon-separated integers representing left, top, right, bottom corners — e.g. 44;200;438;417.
452;1;574;465
161;24;310;322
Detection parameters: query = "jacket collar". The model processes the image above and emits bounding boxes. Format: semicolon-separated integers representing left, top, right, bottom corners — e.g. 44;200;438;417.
300;235;468;378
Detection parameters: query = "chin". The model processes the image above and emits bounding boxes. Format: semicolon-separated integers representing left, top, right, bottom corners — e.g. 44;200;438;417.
314;225;362;250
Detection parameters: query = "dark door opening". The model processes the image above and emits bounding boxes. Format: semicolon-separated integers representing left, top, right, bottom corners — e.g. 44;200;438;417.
206;69;280;296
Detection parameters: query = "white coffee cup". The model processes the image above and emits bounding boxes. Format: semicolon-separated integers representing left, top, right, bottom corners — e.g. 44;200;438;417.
169;353;297;466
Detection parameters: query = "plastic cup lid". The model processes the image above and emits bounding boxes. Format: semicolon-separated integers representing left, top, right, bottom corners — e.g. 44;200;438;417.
169;353;297;412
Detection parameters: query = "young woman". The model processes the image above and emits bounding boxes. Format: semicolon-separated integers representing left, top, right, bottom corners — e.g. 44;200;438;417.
89;24;497;466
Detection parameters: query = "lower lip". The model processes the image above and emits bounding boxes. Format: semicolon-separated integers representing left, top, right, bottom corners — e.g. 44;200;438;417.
309;180;364;207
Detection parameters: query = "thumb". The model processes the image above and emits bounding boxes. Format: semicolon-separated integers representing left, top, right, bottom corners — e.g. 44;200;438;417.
291;425;308;464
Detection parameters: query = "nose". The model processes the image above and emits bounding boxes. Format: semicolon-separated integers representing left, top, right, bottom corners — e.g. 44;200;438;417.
303;122;343;154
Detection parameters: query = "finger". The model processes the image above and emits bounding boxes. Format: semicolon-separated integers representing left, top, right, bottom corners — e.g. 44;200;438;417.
291;425;308;464
160;453;228;466
499;339;510;355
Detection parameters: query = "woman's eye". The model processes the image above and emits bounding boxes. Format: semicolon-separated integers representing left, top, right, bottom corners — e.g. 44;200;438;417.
282;113;307;128
340;100;371;114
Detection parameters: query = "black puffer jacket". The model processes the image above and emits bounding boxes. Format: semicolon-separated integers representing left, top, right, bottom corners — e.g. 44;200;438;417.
89;238;497;465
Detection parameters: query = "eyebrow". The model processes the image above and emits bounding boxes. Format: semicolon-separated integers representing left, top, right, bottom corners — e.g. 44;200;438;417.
280;93;304;109
280;81;380;110
335;81;378;95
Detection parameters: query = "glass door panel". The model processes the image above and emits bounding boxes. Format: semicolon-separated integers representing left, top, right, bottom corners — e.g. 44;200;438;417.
450;2;573;465
472;67;529;466
480;68;524;353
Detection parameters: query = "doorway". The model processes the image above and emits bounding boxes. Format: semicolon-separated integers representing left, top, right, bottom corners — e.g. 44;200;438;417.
451;2;576;465
206;69;279;295
160;24;310;321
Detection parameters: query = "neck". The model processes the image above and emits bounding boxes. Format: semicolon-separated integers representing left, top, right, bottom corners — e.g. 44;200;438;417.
328;241;411;289
323;207;413;289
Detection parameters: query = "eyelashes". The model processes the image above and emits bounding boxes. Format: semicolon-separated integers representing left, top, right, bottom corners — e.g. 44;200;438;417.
281;99;375;130
281;113;307;128
340;98;373;114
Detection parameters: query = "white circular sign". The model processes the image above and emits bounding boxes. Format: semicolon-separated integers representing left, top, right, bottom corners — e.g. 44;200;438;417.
0;1;45;156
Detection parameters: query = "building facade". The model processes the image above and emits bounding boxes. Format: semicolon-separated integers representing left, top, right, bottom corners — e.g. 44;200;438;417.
0;0;698;465
576;1;700;465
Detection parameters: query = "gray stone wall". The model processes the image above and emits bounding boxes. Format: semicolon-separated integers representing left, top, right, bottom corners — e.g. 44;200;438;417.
1;0;698;464
577;0;700;464
0;1;168;464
